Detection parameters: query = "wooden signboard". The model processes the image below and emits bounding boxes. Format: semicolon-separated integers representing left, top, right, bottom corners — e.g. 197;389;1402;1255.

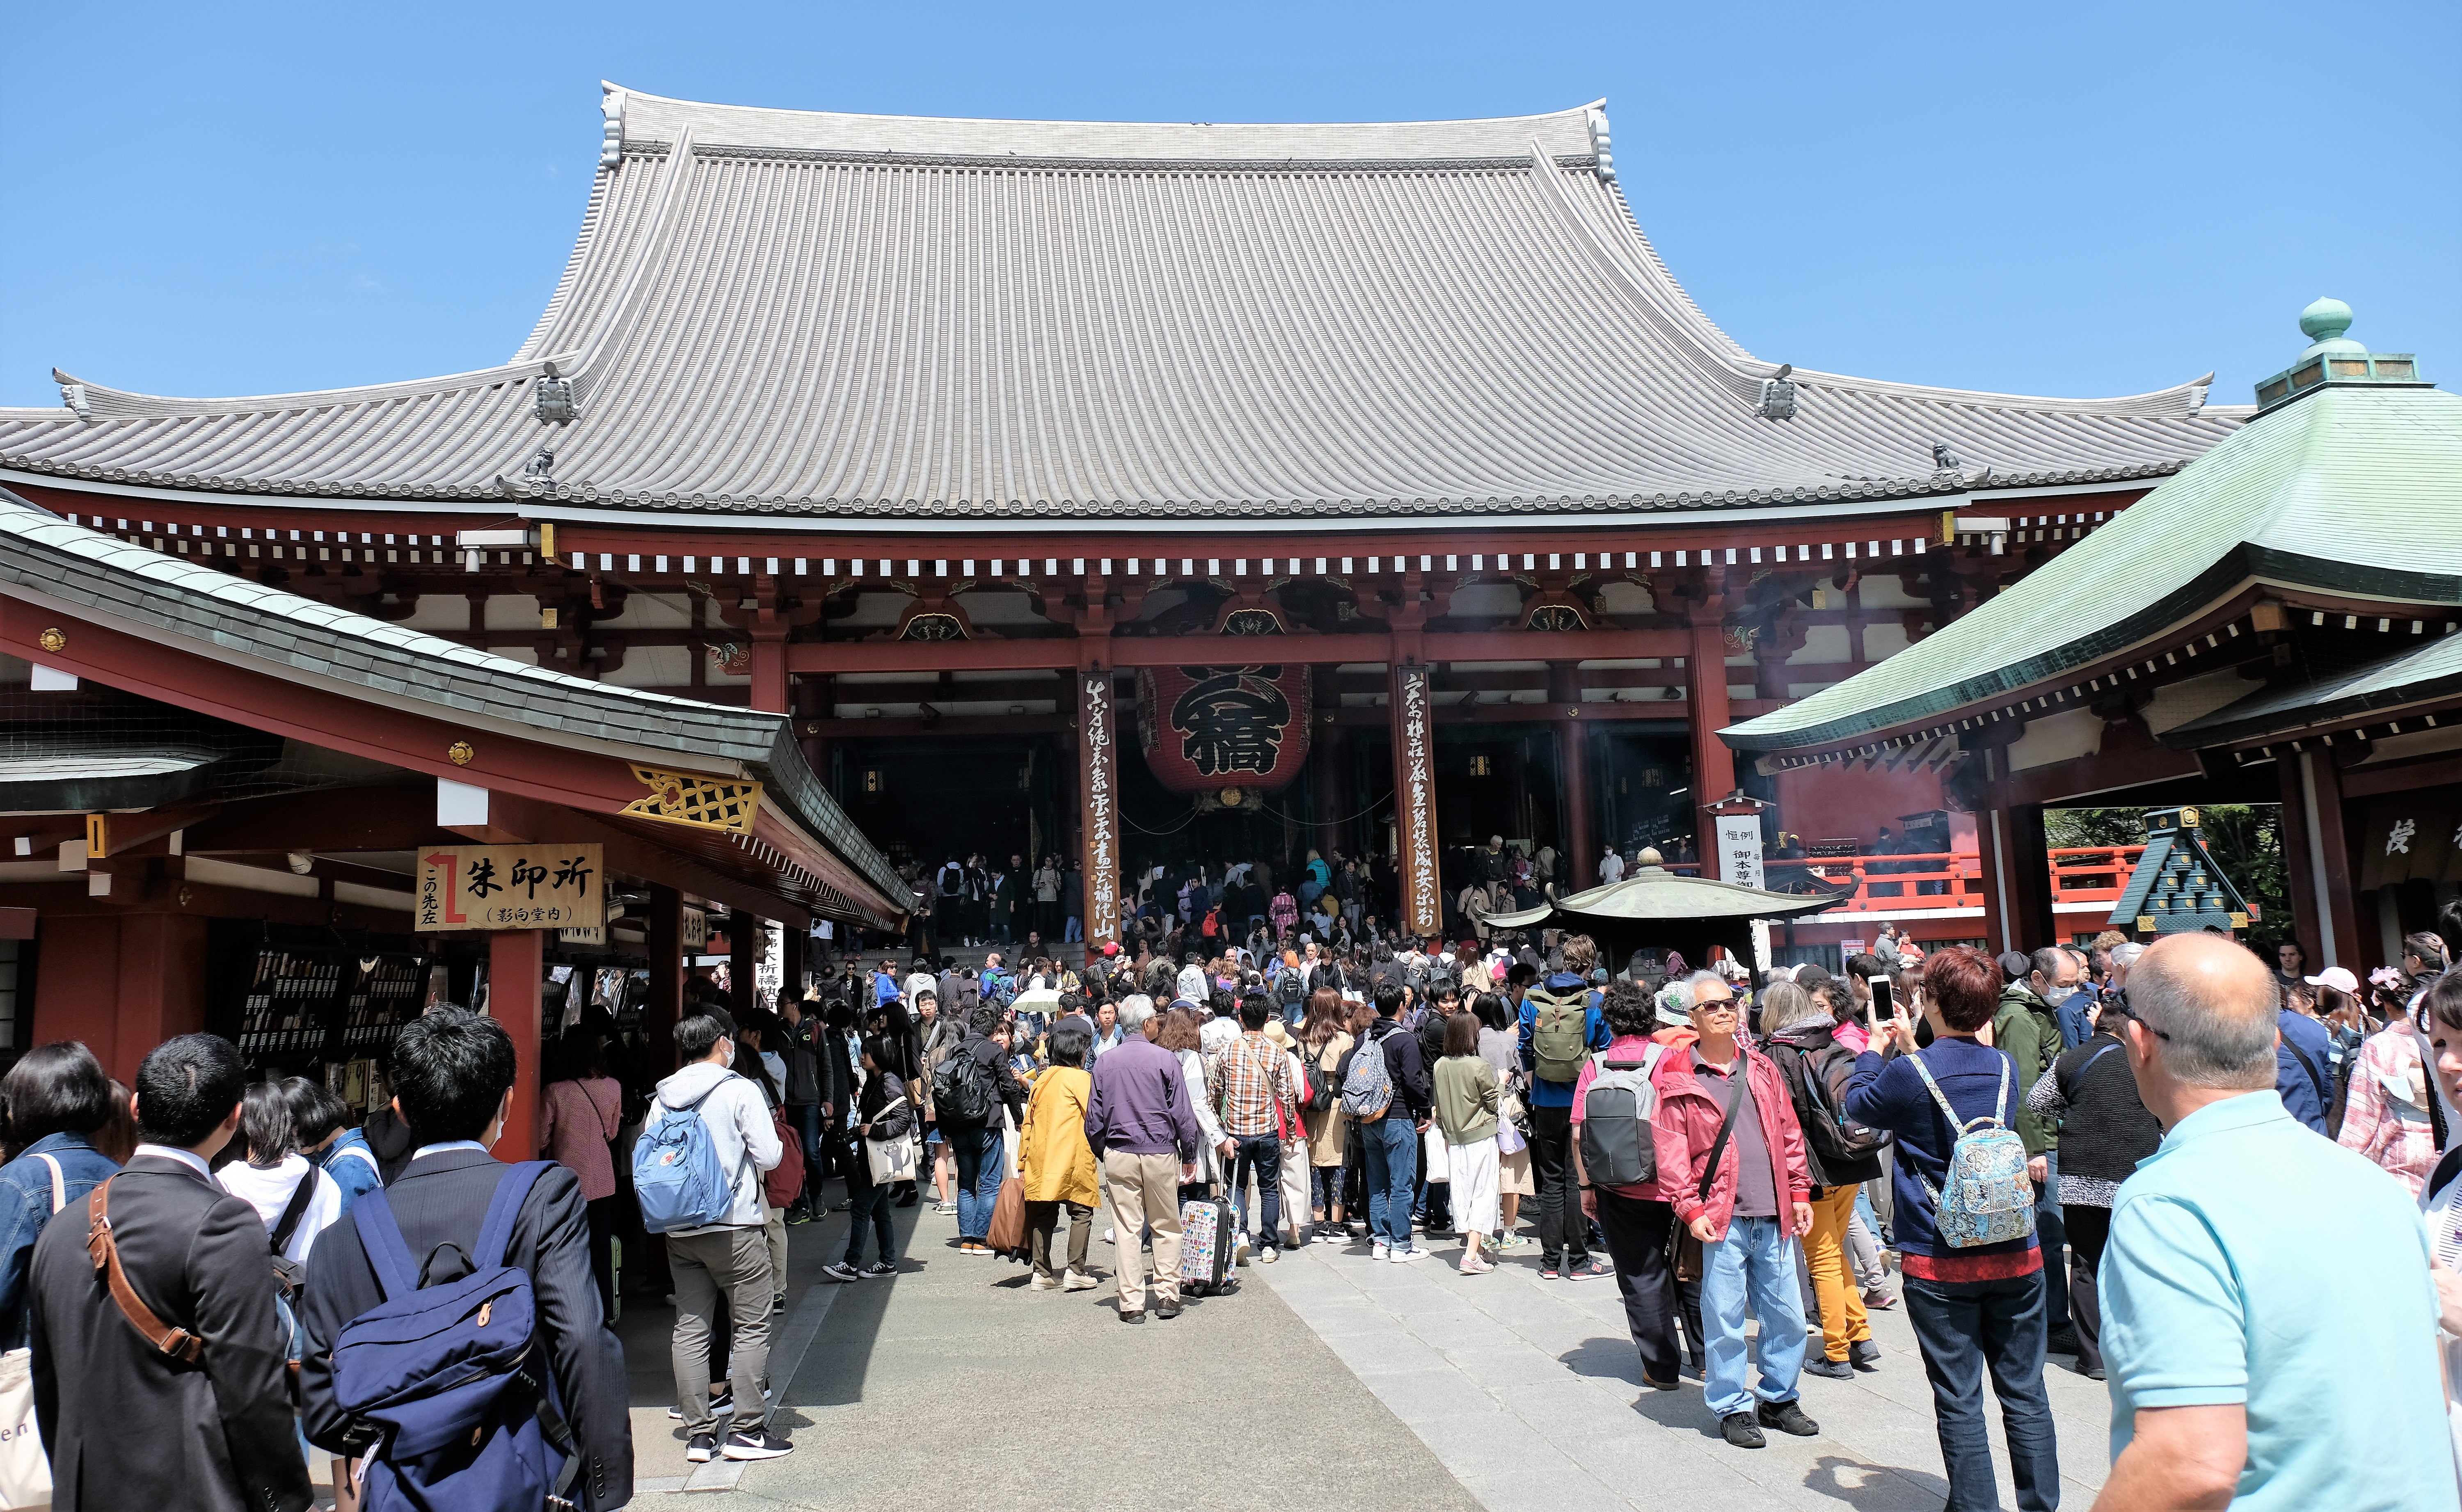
418;843;604;932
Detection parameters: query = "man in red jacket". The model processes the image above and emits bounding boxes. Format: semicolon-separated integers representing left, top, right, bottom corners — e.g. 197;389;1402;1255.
1651;972;1819;1450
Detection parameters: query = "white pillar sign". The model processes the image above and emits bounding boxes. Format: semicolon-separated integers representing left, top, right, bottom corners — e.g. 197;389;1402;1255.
1715;813;1765;890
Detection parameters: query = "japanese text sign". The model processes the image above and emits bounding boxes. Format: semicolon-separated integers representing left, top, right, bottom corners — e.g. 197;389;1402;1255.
419;843;604;932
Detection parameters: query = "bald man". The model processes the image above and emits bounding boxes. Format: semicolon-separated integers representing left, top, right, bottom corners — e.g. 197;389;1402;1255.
2094;934;2452;1512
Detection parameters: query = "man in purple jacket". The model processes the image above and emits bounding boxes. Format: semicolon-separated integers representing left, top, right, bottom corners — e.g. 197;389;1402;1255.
1083;998;1202;1322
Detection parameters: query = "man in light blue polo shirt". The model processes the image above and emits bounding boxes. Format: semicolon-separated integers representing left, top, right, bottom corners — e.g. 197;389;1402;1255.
2100;933;2454;1511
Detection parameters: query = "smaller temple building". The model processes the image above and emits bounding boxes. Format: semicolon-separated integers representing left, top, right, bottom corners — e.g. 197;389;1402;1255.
1722;302;2460;973
0;486;903;1139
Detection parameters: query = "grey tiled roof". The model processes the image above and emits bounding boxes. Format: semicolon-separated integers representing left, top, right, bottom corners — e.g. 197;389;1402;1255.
2159;627;2462;748
0;487;906;908
0;88;2240;522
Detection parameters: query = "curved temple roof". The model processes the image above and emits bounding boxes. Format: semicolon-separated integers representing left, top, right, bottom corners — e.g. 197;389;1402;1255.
0;85;2241;524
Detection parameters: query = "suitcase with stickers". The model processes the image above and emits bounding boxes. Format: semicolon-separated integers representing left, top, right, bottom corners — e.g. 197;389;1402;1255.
1177;1185;1237;1296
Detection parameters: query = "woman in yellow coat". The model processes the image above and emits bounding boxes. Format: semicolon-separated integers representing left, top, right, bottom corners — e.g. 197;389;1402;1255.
1018;1016;1101;1290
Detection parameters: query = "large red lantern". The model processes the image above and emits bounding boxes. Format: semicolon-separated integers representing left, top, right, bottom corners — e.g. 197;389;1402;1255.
1136;663;1313;799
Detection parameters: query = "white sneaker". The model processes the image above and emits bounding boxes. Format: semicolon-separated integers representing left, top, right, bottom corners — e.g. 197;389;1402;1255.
1390;1245;1433;1263
1104;1227;1117;1245
1258;1244;1278;1264
1371;1242;1392;1260
1234;1236;1252;1266
1063;1269;1100;1291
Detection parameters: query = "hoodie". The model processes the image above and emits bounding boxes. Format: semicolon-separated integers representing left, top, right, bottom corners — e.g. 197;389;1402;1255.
652;1059;783;1231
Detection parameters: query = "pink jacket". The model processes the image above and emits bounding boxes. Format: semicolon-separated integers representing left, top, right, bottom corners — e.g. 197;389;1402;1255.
1650;1039;1811;1240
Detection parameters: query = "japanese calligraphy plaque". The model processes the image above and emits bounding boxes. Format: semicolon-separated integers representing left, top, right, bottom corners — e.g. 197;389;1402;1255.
418;843;604;932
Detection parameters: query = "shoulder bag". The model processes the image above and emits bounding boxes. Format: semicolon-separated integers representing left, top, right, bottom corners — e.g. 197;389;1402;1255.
1665;1066;1746;1284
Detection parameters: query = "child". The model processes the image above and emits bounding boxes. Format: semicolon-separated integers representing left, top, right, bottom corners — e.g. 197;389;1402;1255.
1432;1011;1503;1274
821;1036;910;1281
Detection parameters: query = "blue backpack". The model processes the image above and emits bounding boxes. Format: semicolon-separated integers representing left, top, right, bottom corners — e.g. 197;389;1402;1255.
633;1080;741;1233
329;1162;576;1512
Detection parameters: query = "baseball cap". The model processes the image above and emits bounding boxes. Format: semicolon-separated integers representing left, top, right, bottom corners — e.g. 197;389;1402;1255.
2304;966;2360;995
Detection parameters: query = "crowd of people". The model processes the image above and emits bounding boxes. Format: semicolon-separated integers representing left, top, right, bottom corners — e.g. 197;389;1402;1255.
1;886;2457;1510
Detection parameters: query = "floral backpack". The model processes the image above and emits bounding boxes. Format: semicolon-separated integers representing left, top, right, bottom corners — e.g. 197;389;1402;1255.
1907;1051;2036;1248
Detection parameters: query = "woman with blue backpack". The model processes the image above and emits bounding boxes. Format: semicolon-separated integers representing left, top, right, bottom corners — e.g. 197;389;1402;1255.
1845;945;2059;1512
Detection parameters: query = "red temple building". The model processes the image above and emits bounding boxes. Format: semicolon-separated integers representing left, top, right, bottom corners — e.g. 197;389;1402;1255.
0;83;2258;1022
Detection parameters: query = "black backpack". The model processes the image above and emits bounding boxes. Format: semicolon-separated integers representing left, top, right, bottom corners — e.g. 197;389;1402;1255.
932;1045;998;1124
1780;1033;1890;1167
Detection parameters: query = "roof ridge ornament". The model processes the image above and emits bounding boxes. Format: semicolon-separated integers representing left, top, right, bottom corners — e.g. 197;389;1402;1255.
600;85;627;169
1583;105;1615;182
534;359;577;424
1755;364;1797;420
58;382;90;421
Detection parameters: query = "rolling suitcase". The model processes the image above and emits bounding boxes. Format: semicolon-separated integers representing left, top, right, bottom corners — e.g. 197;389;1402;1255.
1177;1183;1237;1296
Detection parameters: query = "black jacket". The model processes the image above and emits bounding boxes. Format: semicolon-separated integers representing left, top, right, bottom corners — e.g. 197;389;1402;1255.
31;1154;311;1512
2050;1031;2162;1186
1370;1018;1432;1119
300;1149;632;1510
1763;1022;1884;1189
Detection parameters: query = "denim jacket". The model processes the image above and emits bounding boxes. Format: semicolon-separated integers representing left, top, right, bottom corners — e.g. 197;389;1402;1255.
0;1131;119;1349
312;1127;383;1215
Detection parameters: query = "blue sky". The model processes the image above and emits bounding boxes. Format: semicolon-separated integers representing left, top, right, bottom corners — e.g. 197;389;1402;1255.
2;0;2453;410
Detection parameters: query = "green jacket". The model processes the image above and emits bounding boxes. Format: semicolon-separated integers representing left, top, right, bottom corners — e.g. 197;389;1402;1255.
1992;983;2062;1155
1432;1054;1501;1145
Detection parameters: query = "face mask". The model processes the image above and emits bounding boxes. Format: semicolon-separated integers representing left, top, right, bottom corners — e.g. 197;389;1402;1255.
720;1039;737;1069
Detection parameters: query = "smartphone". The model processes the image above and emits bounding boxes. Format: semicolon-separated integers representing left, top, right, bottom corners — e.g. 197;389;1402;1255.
1871;977;1897;1020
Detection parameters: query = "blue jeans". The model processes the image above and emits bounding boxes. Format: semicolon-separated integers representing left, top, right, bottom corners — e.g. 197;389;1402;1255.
1361;1115;1417;1250
790;1103;823;1202
1064;915;1082;942
1902;1271;2059;1512
1231;1134;1282;1239
951;1123;1004;1241
2033;1150;2068;1332
1699;1214;1808;1418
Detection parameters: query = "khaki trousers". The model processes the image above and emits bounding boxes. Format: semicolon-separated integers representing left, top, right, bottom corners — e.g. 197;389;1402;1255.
1103;1148;1183;1311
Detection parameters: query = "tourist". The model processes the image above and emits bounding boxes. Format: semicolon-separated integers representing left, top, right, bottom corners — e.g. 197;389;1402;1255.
1302;989;1354;1242
1155;1005;1229;1203
1993;947;2074;1356
650;1008;788;1462
285;1078;380;1218
0;1043;119;1350
821;1034;907;1281
32;1034;310;1511
1352;982;1433;1262
1760;979;1882;1379
2274;961;2334;1136
1848;949;2057;1511
1018;1016;1100;1291
2099;935;2449;1508
2023;985;2159;1381
220;1079;343;1347
1084;998;1202;1322
941;1003;1020;1256
1091;998;1125;1059
1573;979;1685;1386
538;1031;625;1324
1433;1011;1502;1274
1598;845;1625;885
1519;934;1612;1279
1474;991;1534;1247
2339;971;2445;1195
1413;979;1460;1236
1654;972;1818;1450
776;996;826;1220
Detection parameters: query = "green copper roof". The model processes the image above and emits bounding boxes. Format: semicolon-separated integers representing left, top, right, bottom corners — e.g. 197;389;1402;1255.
2160;626;2462;748
1721;378;2462;755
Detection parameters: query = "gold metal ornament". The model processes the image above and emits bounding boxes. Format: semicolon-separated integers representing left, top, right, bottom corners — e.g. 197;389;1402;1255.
35;628;64;653
447;741;476;766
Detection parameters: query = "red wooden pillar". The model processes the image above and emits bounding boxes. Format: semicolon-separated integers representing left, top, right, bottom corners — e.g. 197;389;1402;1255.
1078;661;1120;949
749;632;789;714
1550;662;1597;889
648;883;684;1070
1686;597;1737;811
1390;658;1442;939
32;913;210;1084
489;929;544;1163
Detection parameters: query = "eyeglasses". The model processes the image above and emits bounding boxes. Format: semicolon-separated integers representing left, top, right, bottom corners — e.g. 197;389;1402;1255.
2103;995;2170;1043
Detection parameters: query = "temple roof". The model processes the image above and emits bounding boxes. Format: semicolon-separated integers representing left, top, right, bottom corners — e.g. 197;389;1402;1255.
0;485;908;919
0;85;2242;526
1720;368;2462;758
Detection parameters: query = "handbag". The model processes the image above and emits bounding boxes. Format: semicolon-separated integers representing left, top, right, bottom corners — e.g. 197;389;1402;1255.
1495;1091;1528;1156
984;1174;1027;1256
0;1155;64;1510
864;1098;919;1185
1665;1065;1746;1286
1422;1121;1451;1182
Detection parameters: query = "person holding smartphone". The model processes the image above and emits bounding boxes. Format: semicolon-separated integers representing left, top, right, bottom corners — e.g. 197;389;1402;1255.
1844;948;2057;1512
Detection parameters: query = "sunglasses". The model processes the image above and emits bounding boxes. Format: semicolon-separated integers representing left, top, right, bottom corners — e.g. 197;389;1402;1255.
2103;996;2171;1043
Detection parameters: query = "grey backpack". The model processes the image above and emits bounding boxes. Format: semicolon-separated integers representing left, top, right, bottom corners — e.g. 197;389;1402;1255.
1576;1046;1666;1188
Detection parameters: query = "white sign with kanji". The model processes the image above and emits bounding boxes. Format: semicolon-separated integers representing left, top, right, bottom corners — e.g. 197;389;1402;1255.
1714;814;1764;890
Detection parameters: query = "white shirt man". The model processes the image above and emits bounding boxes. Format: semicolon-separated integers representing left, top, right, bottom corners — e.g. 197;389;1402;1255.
1599;849;1626;884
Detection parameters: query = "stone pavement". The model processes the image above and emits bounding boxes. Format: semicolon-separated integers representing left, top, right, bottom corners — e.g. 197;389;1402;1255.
1252;1228;2112;1512
599;1200;2111;1510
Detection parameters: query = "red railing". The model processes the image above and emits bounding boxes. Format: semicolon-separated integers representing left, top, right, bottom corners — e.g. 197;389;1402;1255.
1744;845;2146;913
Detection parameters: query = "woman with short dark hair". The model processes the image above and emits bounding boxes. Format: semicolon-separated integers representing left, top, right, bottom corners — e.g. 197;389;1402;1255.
1845;946;2058;1510
0;1041;119;1347
220;1080;343;1274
